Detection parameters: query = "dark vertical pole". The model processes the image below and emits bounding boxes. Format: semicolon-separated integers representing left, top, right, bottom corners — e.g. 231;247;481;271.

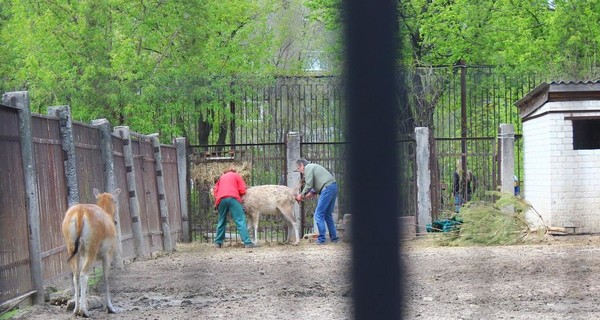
230;101;236;145
460;60;468;199
345;0;402;319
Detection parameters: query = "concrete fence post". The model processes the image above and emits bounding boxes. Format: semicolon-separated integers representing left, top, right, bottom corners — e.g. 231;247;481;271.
91;118;123;269
113;126;146;259
415;127;432;234
286;132;302;241
149;134;173;252
2;91;44;304
174;137;190;242
47;106;79;207
499;124;515;195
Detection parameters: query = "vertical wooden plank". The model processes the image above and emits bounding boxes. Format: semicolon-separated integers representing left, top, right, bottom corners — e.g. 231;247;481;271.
0;106;32;304
2;91;44;305
174;137;190;242
138;138;161;254
149;134;173;252
32;116;69;282
113;126;145;259
112;136;135;260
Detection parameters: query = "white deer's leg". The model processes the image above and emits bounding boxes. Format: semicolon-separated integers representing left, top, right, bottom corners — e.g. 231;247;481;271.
72;272;80;315
292;221;300;245
78;254;95;318
280;208;300;245
79;271;91;318
254;214;259;243
102;257;117;313
70;256;81;315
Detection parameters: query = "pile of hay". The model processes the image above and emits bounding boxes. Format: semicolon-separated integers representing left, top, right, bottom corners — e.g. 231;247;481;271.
190;161;252;187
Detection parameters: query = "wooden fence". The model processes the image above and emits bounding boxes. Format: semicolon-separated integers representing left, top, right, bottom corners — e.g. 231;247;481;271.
0;91;189;308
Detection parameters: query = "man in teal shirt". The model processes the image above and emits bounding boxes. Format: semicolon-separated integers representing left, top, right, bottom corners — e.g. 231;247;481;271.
295;158;339;244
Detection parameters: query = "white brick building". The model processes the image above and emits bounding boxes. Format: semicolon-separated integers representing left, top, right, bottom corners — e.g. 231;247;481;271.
516;81;600;233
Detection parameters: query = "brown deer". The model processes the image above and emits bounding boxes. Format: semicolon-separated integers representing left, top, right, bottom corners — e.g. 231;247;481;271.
61;188;121;317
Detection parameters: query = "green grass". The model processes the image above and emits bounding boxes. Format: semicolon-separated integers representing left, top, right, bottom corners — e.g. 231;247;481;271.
0;307;28;320
88;267;104;291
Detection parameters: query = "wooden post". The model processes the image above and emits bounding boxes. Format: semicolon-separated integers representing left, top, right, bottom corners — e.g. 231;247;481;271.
47;106;79;207
91;118;124;269
174;137;190;242
149;134;173;252
459;60;468;201
113;126;146;259
2;91;44;305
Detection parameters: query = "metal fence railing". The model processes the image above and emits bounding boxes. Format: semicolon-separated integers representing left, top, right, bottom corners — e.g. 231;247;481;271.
187;71;539;236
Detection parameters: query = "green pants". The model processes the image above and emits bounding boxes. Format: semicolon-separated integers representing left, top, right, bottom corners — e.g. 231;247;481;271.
215;197;252;245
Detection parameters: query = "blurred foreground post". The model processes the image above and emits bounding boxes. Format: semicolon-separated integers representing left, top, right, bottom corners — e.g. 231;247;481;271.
345;0;404;319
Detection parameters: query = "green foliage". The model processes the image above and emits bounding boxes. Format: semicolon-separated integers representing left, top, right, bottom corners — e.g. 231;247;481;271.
1;0;277;141
308;0;600;80
0;308;20;319
3;0;600;144
438;191;544;246
305;0;340;31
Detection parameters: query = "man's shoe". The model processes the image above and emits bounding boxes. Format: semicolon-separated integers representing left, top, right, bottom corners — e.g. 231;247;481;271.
331;239;340;243
214;243;222;248
244;243;259;248
315;241;327;245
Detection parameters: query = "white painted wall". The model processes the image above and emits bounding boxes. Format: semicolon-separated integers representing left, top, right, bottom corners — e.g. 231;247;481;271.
523;112;553;226
524;101;600;232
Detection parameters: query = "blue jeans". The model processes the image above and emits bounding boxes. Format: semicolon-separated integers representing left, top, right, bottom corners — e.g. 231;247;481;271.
454;195;464;213
454;193;472;213
314;182;338;243
215;197;252;245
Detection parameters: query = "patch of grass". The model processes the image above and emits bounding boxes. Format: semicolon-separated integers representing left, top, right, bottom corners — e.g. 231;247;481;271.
88;267;104;292
0;308;19;320
0;305;33;320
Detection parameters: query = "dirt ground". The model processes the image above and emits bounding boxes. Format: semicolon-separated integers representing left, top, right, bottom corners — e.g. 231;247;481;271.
11;235;600;320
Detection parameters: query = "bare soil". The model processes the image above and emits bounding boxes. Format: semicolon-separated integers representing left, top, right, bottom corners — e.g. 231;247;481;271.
12;235;600;319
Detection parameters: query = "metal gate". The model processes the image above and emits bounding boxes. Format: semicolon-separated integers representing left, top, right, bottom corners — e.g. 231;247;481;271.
186;70;539;241
188;143;289;243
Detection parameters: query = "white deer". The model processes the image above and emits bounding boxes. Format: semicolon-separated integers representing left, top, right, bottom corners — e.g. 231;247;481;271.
242;185;301;245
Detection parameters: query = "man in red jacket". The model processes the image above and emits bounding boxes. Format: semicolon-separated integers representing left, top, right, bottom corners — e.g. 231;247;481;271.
212;167;256;248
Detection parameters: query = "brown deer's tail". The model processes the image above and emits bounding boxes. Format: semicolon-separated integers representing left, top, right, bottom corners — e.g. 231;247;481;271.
66;212;84;262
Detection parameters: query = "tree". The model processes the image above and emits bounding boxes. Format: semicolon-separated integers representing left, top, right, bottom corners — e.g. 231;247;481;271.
308;0;600;80
1;0;277;142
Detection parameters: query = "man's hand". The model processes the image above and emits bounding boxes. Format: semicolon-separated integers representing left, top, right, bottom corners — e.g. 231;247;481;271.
295;194;303;203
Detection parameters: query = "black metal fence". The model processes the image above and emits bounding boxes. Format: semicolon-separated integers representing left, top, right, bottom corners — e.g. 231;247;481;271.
188;68;541;241
189;143;288;243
